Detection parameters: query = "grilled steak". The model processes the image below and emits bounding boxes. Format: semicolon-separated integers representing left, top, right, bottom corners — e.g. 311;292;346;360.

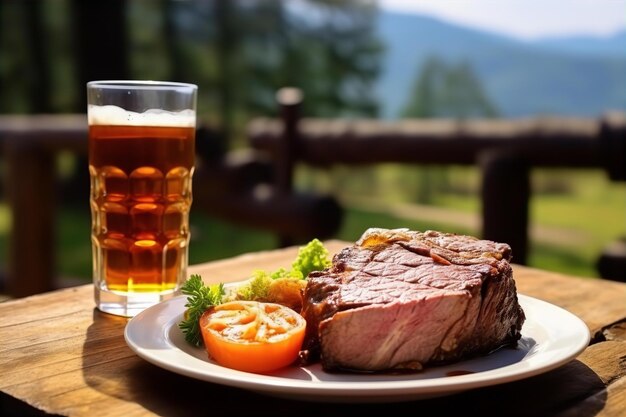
300;228;525;372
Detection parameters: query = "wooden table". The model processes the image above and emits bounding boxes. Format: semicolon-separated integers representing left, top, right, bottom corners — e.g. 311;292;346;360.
1;241;625;417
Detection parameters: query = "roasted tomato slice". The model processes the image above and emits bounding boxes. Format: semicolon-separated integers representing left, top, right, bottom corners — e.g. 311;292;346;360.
199;300;306;373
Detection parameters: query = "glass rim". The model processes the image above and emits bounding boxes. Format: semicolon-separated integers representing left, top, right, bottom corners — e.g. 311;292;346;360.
87;80;197;91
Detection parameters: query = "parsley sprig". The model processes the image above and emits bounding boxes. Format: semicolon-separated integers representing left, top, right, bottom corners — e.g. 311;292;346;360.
178;274;224;347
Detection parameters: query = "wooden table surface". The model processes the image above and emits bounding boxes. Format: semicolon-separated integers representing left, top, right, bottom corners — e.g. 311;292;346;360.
1;240;625;417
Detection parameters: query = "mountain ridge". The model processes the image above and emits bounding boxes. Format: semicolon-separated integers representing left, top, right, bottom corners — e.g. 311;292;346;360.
375;11;626;118
531;30;626;56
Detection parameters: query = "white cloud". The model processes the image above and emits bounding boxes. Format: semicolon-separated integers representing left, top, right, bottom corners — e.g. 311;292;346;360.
379;0;626;39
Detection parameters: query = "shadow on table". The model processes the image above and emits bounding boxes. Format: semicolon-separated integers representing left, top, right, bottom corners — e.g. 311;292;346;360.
81;310;606;417
0;393;63;417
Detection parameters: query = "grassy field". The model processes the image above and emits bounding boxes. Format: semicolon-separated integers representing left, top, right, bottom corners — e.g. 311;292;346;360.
433;168;625;277
0;166;623;284
301;165;625;278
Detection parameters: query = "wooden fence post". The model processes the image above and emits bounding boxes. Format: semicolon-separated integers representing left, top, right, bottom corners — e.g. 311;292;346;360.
275;88;302;247
597;112;626;281
600;111;626;182
275;88;302;193
479;149;530;265
4;140;56;297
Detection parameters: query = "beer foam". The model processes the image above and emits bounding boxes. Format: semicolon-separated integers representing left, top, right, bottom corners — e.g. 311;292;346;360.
88;105;196;127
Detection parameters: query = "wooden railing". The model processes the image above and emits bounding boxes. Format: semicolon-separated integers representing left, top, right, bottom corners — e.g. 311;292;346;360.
247;89;626;277
0;113;342;297
1;102;624;297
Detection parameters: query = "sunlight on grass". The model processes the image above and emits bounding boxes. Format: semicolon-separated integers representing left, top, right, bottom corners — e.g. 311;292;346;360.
338;207;474;243
300;164;624;278
0;205;11;234
531;172;625;238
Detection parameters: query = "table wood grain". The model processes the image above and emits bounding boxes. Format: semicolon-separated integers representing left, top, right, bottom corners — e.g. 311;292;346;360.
1;240;625;417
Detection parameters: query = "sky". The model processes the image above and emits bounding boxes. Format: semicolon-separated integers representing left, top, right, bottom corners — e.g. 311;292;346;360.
379;0;626;40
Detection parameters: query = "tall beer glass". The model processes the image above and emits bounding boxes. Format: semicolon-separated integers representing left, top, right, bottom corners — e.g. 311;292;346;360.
87;81;197;317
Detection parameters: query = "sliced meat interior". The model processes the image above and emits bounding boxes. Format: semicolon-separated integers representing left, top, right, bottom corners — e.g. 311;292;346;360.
300;228;525;372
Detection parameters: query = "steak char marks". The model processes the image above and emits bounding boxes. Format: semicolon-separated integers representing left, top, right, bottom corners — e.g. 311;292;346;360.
300;228;525;372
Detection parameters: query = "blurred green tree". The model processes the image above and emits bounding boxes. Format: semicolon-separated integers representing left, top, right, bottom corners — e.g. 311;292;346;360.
168;0;383;145
400;56;499;204
0;0;382;146
402;55;499;119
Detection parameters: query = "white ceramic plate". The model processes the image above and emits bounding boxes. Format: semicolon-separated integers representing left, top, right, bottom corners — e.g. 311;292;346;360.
124;293;590;402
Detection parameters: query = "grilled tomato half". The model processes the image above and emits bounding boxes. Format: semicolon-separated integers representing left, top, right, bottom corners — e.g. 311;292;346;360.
199;300;306;373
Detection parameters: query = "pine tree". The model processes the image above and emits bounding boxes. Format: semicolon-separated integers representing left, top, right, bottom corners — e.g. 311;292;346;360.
401;56;499;204
402;55;499;119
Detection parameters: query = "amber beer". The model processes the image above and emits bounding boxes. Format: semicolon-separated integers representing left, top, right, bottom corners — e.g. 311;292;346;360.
87;81;197;317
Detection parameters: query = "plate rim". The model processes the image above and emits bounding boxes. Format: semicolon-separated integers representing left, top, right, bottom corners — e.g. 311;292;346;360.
124;292;590;400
